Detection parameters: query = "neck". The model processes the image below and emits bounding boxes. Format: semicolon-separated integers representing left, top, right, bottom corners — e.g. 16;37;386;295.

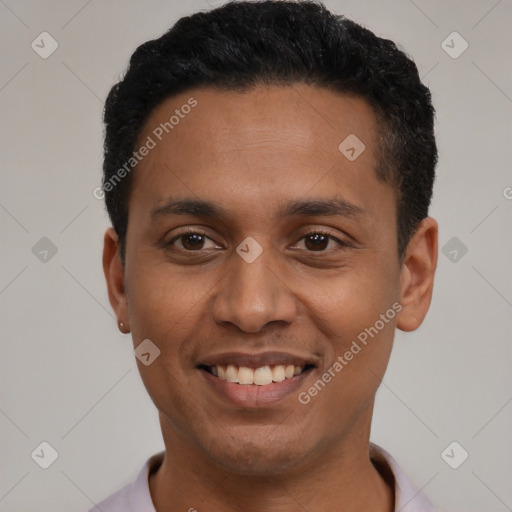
149;409;394;512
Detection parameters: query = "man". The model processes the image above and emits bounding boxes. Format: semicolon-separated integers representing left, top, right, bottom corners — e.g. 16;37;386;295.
95;1;438;510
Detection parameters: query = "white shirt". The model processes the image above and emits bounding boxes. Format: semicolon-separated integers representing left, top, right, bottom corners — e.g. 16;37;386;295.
89;443;438;512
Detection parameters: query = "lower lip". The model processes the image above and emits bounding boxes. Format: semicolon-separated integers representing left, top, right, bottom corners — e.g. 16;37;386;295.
199;368;314;408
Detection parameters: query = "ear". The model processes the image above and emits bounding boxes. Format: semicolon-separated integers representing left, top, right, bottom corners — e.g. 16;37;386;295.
396;217;438;332
102;227;130;332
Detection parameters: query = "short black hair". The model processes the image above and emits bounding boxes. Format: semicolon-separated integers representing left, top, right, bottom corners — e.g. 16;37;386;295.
102;0;437;262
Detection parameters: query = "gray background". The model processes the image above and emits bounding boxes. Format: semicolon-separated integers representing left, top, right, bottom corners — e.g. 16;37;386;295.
1;0;511;510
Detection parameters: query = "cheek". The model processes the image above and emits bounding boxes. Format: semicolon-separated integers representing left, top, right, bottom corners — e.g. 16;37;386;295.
315;261;399;402
297;259;399;403
125;266;204;428
124;267;211;411
126;262;216;342
302;260;400;338
300;315;396;438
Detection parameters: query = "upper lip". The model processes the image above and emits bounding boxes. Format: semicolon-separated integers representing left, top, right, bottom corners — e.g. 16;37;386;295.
197;351;320;369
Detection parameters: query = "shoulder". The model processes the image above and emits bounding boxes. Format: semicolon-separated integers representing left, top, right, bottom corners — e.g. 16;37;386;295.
87;451;164;512
370;443;439;512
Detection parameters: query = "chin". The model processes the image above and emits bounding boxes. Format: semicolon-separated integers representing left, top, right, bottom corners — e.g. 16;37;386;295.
200;427;313;476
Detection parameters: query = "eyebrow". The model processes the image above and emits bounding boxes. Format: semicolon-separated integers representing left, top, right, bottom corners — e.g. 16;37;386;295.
151;199;219;219
150;197;366;221
278;198;365;219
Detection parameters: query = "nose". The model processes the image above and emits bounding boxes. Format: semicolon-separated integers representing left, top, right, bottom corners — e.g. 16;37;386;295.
212;245;297;333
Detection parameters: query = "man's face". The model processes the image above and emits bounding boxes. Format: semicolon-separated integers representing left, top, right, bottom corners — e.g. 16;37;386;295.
111;85;408;473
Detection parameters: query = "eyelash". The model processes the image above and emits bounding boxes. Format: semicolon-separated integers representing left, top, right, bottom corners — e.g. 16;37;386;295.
166;228;348;253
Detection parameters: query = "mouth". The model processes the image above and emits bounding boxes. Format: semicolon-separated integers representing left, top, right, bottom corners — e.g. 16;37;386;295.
196;352;318;408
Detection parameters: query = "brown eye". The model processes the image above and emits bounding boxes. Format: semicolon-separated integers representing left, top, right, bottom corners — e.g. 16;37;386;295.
180;233;206;250
304;233;330;251
167;230;219;251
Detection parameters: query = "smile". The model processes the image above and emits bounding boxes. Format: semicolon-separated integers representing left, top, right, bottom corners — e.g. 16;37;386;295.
196;352;318;407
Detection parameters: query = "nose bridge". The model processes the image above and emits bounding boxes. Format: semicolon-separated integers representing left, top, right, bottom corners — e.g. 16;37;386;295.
212;242;296;332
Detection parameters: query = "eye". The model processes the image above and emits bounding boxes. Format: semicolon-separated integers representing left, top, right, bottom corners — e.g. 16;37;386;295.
167;229;220;251
295;231;346;252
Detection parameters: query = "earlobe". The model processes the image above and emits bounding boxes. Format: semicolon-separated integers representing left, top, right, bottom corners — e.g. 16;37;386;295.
396;217;438;332
102;228;130;332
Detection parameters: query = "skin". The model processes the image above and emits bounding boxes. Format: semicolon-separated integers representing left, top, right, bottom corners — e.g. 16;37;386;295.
103;84;438;512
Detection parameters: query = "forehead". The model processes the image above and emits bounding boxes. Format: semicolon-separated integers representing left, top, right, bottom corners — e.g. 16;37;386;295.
129;85;391;221
141;85;376;156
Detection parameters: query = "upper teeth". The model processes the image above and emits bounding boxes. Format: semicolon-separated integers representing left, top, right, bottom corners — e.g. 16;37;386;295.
211;364;304;385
